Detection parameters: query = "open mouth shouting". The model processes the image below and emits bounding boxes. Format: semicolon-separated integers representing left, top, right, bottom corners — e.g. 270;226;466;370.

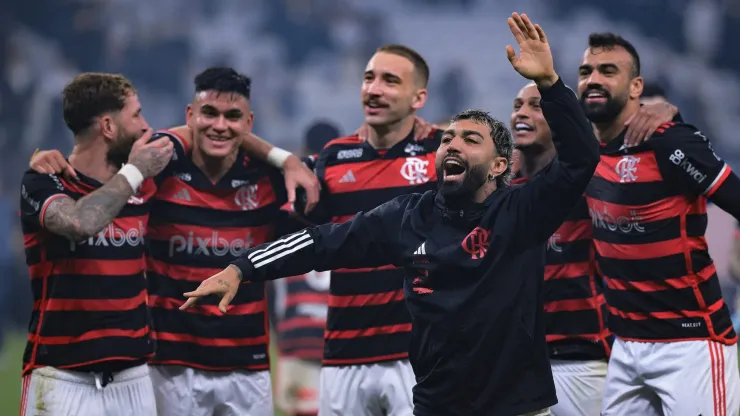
442;156;467;182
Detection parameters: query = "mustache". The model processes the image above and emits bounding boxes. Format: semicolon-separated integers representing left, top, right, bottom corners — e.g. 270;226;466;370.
442;153;467;165
364;98;389;107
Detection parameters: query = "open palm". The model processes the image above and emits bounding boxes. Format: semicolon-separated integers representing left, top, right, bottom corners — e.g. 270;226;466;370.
506;13;555;82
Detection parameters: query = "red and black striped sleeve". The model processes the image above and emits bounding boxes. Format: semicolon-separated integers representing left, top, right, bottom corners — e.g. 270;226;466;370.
652;123;740;219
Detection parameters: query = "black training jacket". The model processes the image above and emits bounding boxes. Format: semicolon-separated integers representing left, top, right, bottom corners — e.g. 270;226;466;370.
232;78;599;415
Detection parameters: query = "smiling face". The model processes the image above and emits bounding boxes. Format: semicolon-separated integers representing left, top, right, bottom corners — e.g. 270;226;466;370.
510;83;551;151
186;90;253;159
361;51;427;127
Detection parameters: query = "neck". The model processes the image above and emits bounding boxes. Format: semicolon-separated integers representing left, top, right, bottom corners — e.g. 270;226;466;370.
68;138;119;183
517;145;557;178
192;146;238;183
592;101;640;144
367;115;415;149
473;181;497;203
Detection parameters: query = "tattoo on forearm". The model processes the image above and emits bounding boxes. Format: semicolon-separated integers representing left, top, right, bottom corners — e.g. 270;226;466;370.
44;175;134;241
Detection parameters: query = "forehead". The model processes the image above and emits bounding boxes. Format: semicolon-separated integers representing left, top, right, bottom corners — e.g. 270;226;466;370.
580;46;633;70
195;90;250;111
365;52;415;79
447;119;491;139
121;94;141;112
516;84;540;100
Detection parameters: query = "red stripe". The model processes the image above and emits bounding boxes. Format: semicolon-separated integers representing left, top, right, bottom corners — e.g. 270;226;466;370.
38;194;67;228
148;295;265;315
324;136;361;148
324;323;412;340
710;340;719;416
34;290;146;312
156;175;276;212
594;236;707;260
655;122;676;134
146;259;221;282
328;289;405;308
716;341;727;416
608;298;726;321
587;194;705;225
324;154;437;193
543;294;604;313
604;263;717;292
706;165;732;198
544;261;592;280
595;151;663;183
322;352;408;366
332;264;398;274
30;327;149;345
152;331;267;347
546;333;608;343
19;374;30;416
29;257;145;280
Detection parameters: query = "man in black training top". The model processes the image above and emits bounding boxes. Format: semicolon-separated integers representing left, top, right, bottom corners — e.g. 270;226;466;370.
181;13;600;416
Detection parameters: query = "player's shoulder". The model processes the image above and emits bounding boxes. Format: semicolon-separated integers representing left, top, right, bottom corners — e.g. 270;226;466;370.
317;135;367;165
648;121;703;144
21;169;66;189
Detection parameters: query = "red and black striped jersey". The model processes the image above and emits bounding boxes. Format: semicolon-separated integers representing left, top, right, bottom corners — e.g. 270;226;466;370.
308;130;441;365
146;131;287;371
512;177;612;360
19;169;157;376
586;122;737;344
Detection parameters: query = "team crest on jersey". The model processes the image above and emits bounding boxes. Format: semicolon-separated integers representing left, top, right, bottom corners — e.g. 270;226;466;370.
615;155;640;183
462;227;490;260
400;157;430;185
234;184;259;210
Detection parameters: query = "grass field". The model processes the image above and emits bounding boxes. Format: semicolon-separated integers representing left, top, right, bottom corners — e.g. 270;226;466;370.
0;332;287;416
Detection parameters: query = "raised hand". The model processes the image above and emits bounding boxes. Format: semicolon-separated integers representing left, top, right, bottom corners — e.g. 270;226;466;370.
29;149;77;179
127;129;174;178
506;13;558;87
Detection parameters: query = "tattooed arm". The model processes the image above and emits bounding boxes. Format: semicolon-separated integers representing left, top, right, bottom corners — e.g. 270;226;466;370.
43;175;135;241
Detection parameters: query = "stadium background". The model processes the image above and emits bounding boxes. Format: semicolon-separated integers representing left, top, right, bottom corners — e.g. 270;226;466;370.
0;0;739;413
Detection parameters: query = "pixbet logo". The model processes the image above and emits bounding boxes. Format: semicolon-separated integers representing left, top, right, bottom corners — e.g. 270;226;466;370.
168;231;254;257
71;221;146;250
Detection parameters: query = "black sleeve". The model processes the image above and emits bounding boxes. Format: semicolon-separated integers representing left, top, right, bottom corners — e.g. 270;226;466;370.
652;124;733;198
231;193;413;282
20;171;70;228
510;78;600;246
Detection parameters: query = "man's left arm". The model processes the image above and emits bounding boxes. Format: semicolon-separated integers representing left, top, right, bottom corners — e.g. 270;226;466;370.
653;124;740;220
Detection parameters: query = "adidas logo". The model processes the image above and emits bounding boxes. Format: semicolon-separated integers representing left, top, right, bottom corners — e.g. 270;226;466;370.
173;188;191;202
339;170;356;183
413;242;426;256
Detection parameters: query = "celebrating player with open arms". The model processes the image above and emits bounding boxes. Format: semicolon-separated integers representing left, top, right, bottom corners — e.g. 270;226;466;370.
184;13;600;416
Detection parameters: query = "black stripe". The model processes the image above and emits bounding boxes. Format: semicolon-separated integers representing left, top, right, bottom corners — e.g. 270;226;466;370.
608;309;734;341
329;269;406;296
150;341;269;369
545;240;591;264
24;337;153;369
151;307;266;340
149;200;281;228
326;301;410;331
597;251;713;282
544;276;598;302
605;276;723;314
33;305;149;337
33;274;144;300
324;332;410;363
148;272;265;305
545;309;604;336
586;176;680;205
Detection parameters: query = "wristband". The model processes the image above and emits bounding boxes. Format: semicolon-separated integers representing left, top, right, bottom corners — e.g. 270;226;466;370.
118;164;144;192
266;147;292;168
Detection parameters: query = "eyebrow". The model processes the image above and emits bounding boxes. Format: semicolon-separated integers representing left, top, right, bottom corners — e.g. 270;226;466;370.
442;129;485;139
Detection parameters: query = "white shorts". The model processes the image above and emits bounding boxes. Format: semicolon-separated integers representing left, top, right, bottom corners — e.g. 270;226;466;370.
602;338;740;416
20;364;156;416
275;357;321;415
319;359;415;416
150;365;273;416
550;359;607;416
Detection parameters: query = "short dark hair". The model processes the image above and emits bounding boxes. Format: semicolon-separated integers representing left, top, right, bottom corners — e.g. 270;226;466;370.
450;109;513;187
194;67;251;100
642;83;666;99
588;33;641;78
62;72;136;135
376;44;430;87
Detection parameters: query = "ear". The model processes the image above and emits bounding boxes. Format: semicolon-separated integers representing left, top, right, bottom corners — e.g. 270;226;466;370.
411;88;428;111
489;156;508;178
185;104;194;128
99;115;115;140
629;76;644;101
245;111;255;133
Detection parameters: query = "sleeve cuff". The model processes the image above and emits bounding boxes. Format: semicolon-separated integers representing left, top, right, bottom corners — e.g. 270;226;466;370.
537;77;571;102
230;258;255;282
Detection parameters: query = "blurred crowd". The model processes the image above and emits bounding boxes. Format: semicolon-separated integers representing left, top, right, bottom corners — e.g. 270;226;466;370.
1;0;739;353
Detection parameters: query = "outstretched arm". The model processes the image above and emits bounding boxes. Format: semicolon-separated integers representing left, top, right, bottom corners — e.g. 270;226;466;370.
180;194;416;313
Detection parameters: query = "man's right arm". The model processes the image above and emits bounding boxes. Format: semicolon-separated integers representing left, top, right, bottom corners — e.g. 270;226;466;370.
231;193;414;282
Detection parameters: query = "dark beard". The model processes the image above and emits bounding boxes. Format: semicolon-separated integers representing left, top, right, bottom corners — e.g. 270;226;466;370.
580;94;627;123
106;133;137;168
436;161;489;200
